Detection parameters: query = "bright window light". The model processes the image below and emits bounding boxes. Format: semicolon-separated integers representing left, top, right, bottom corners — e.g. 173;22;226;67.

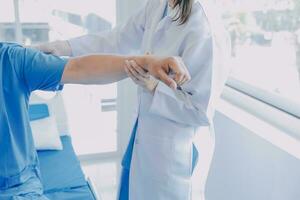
219;0;300;112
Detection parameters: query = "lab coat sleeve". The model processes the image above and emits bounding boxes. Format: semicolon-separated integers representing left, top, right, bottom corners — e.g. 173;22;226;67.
68;2;149;56
149;30;214;127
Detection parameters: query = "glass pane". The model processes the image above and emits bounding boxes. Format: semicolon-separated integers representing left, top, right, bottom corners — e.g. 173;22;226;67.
16;0;118;155
62;84;118;155
219;0;300;103
18;0;116;45
0;0;16;41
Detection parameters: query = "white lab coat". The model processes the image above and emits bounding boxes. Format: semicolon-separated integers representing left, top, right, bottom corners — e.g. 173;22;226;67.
69;0;231;199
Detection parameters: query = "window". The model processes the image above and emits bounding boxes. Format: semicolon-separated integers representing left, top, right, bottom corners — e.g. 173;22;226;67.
0;0;17;41
0;0;118;155
16;0;115;44
219;0;300;117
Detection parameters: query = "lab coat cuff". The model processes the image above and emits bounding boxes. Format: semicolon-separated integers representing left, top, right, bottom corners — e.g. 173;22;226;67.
154;81;178;100
150;82;211;126
149;81;183;116
154;81;194;107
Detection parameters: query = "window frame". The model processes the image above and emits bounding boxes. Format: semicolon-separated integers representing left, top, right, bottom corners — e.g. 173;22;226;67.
13;0;22;43
226;77;300;119
221;84;300;140
218;86;300;158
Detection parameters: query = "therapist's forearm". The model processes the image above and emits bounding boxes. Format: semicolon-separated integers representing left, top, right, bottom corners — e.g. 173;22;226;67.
61;54;148;85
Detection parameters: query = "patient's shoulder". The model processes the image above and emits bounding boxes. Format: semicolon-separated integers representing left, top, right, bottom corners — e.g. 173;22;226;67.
0;42;22;51
0;43;25;70
0;42;26;58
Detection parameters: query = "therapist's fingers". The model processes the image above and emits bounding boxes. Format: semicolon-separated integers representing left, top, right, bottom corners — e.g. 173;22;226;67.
129;60;149;78
183;75;190;84
183;63;191;82
177;74;186;86
178;74;190;86
125;60;143;81
178;74;186;85
172;72;185;86
177;57;191;83
125;61;137;80
157;69;177;90
176;71;191;86
169;71;184;86
177;78;185;86
125;65;139;82
177;58;190;80
167;58;189;85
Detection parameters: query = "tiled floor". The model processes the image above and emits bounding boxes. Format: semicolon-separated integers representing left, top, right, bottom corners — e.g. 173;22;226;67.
81;158;206;200
81;159;120;200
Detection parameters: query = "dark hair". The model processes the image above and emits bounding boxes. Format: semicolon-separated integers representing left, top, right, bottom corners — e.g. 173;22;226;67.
172;0;194;25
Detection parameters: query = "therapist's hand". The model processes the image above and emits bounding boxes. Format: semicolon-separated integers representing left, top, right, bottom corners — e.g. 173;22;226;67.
125;60;159;93
138;56;191;89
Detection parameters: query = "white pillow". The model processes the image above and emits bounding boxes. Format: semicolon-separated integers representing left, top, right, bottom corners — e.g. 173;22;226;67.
30;91;70;136
30;116;63;151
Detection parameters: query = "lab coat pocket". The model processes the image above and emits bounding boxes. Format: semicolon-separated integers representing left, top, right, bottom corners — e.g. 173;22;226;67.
171;138;193;179
137;134;174;183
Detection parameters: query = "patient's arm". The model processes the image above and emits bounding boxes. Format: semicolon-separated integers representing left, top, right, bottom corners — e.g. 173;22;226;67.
61;54;190;89
62;55;129;85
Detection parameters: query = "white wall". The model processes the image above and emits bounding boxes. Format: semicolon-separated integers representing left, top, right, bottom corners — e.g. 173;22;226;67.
206;112;300;200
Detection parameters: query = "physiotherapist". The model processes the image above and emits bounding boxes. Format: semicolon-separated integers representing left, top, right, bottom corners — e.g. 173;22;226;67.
36;0;231;199
0;42;190;200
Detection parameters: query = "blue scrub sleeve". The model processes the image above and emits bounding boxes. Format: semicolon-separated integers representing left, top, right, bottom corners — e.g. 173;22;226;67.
11;46;67;92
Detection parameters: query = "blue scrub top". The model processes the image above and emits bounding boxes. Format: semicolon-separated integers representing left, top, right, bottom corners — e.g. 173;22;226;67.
0;43;67;190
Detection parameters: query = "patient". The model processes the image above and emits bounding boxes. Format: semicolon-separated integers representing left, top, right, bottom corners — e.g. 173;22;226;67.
0;42;190;200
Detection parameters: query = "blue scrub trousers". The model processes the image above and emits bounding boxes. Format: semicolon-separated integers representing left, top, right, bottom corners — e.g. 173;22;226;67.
118;120;199;200
118;121;138;200
0;176;49;200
